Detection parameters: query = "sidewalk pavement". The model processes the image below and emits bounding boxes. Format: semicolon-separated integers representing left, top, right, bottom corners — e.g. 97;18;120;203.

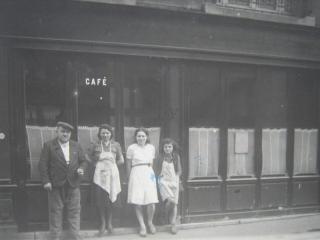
1;213;320;240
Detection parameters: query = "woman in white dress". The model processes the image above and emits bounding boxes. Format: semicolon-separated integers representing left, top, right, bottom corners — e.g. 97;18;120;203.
126;128;158;237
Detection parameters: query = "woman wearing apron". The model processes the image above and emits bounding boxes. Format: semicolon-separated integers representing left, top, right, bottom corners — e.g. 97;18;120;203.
88;124;124;237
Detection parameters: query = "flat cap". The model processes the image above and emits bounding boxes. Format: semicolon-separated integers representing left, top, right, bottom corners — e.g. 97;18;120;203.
56;121;74;131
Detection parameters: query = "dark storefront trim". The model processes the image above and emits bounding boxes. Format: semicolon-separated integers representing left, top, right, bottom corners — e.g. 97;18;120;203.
1;35;320;69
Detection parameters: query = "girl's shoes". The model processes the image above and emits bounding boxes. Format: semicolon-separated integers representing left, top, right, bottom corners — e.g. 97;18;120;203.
170;224;178;235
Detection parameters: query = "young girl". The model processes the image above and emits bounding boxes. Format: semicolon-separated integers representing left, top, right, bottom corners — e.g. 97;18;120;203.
158;138;182;234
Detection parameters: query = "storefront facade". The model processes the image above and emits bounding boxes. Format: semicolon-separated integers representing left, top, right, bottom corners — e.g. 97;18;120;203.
0;0;320;231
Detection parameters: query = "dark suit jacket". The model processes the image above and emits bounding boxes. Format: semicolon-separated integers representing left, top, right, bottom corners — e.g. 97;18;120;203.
38;138;87;188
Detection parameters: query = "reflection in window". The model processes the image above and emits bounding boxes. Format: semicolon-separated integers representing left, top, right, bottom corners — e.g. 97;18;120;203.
228;129;255;177
123;58;162;155
123;59;161;127
294;129;318;175
24;53;70;181
262;129;287;175
25;54;68;126
189;128;219;178
228;75;255;127
188;65;220;179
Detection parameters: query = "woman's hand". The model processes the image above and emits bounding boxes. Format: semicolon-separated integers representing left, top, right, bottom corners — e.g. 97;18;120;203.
117;156;125;165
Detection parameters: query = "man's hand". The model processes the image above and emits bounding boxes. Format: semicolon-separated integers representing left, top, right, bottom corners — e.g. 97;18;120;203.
77;168;84;176
44;182;52;191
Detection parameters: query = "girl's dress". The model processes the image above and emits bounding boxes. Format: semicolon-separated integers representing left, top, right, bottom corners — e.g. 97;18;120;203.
91;141;122;209
127;143;158;205
158;159;180;204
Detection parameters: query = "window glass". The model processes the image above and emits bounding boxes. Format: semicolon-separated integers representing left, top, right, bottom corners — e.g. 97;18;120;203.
76;55;117;181
226;69;255;177
122;57;162;153
188;64;220;179
289;74;318;175
257;69;288;176
229;0;250;6
294;129;318;175
227;73;255;127
228;129;255;177
257;0;277;10
24;52;71;181
262;129;287;175
189;128;219;178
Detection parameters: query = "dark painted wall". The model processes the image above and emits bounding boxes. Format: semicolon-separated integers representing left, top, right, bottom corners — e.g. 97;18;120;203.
1;1;320;63
0;45;10;180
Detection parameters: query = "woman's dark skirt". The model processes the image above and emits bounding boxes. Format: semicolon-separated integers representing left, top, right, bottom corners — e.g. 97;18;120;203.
93;183;122;211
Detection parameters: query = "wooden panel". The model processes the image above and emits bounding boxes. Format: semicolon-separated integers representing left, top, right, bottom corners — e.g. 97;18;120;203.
260;182;287;208
292;180;319;206
0;192;14;223
226;184;255;210
26;189;48;224
187;185;221;213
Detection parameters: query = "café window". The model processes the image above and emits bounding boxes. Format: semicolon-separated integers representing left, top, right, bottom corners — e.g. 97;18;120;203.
257;69;288;176
76;55;117;181
122;58;162;153
289;75;319;175
24;52;73;181
188;64;220;179
226;69;255;177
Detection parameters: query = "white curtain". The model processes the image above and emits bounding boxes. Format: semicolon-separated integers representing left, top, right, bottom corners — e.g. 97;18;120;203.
262;129;287;175
77;126;99;152
228;129;255;177
294;129;318;175
189;128;219;178
26;126;56;180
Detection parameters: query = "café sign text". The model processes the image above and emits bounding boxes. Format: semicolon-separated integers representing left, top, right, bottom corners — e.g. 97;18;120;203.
84;76;110;87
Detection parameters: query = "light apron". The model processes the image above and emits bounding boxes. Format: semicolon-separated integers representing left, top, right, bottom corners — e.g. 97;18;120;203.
93;142;121;203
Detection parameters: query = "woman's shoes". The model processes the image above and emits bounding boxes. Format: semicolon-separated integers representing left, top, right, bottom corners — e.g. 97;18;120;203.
139;228;147;237
95;228;106;237
107;225;114;235
170;224;178;235
148;223;156;234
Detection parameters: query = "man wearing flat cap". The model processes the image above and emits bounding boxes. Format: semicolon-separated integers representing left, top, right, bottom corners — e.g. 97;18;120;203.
38;121;87;240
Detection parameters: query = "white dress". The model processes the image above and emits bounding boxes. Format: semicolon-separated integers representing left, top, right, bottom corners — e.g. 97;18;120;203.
159;160;180;204
127;143;159;205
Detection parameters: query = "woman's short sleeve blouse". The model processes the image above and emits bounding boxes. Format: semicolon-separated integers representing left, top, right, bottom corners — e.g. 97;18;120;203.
126;143;155;166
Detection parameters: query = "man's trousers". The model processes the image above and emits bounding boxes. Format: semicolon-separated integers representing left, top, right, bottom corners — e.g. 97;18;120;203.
48;183;81;240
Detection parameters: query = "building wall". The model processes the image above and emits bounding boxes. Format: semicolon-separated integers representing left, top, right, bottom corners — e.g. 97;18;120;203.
0;0;320;230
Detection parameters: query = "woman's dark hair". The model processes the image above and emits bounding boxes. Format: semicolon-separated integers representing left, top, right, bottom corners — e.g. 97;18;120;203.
160;138;180;173
97;124;113;140
134;127;150;144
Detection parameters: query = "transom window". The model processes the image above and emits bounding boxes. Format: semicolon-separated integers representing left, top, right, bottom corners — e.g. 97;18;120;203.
216;0;297;15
